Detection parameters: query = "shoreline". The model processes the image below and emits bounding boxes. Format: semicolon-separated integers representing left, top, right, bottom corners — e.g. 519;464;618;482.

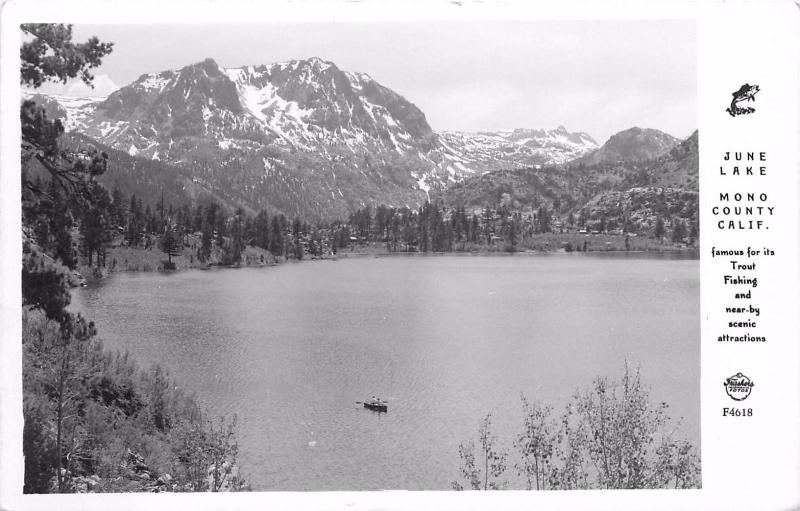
74;241;699;286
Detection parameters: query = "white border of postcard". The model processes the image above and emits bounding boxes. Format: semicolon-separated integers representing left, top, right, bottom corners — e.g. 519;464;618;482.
1;1;798;510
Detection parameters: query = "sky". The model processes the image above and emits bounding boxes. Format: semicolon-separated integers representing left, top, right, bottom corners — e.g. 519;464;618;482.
34;21;697;144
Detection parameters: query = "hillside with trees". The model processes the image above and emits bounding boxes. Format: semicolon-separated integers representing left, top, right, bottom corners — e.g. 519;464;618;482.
436;131;699;243
20;23;249;493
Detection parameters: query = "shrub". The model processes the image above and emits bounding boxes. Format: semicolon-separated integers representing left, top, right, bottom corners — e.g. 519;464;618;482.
453;364;700;490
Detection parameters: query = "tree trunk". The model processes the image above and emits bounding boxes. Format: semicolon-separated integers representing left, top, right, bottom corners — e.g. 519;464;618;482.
484;448;488;490
55;338;69;492
56;382;63;491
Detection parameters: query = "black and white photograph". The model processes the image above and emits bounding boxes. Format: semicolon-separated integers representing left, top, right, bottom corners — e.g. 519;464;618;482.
15;17;701;493
2;1;798;509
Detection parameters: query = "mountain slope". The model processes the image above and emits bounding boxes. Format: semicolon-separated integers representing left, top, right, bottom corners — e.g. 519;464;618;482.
437;130;699;233
435;126;597;172
92;57;438;158
28;58;441;219
572;127;680;166
24;57;600;220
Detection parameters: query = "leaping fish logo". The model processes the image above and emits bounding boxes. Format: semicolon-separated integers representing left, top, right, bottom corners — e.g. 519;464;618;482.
726;83;760;117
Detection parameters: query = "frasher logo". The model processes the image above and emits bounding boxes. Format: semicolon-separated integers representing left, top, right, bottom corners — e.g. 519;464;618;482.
724;372;754;401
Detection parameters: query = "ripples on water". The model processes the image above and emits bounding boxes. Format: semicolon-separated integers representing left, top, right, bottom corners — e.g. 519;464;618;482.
70;253;699;490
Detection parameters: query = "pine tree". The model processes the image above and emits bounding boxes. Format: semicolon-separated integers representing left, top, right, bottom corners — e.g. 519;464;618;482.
253;210;270;250
654;217;666;242
45;178;75;268
198;221;213;263
160;226;181;268
110;186;126;228
20;26;111;198
127;194;142;247
20;24;113;88
507;217;517;252
470;214;480;243
671;219;687;243
80;181;113;267
269;216;283;256
20;23;113;493
293;236;304;260
225;208;246;265
537;206;550;234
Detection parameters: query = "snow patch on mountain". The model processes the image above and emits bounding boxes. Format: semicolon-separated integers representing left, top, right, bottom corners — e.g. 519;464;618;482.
22;57;602;218
22;91;105;132
432;127;599;176
138;72;174;93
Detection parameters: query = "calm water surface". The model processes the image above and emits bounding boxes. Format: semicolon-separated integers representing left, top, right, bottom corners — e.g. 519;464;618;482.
70;253;699;490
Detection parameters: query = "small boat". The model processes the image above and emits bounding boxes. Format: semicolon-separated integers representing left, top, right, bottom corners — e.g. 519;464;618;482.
363;400;387;412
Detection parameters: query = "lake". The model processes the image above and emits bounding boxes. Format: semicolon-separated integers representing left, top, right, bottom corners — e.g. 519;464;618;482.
70;252;699;491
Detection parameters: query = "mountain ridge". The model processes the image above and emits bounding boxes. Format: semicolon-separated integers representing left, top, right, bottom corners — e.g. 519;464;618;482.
22;57;685;222
572;126;680;166
436;130;698;235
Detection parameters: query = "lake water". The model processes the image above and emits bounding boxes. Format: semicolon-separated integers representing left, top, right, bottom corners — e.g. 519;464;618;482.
70;253;699;491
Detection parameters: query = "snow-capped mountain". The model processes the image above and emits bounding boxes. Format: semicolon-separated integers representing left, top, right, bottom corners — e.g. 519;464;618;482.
22;93;104;132
32;57;436;160
436;127;598;172
22;57;599;219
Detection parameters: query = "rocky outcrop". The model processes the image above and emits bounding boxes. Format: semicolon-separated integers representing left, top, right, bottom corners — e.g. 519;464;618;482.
57;449;249;493
573;127;680;166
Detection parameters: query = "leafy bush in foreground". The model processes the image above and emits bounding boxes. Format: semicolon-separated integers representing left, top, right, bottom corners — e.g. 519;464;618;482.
454;364;700;490
22;304;249;493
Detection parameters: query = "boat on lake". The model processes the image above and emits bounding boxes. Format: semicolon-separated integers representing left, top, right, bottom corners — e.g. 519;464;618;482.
363;399;387;412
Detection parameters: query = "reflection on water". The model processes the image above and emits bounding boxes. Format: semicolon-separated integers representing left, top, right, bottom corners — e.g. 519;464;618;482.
70;253;699;490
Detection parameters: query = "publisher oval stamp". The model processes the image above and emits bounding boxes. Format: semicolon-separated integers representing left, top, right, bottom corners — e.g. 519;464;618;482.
724;372;754;401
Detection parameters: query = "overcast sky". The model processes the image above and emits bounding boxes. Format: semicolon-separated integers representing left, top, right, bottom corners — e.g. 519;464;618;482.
34;21;696;144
